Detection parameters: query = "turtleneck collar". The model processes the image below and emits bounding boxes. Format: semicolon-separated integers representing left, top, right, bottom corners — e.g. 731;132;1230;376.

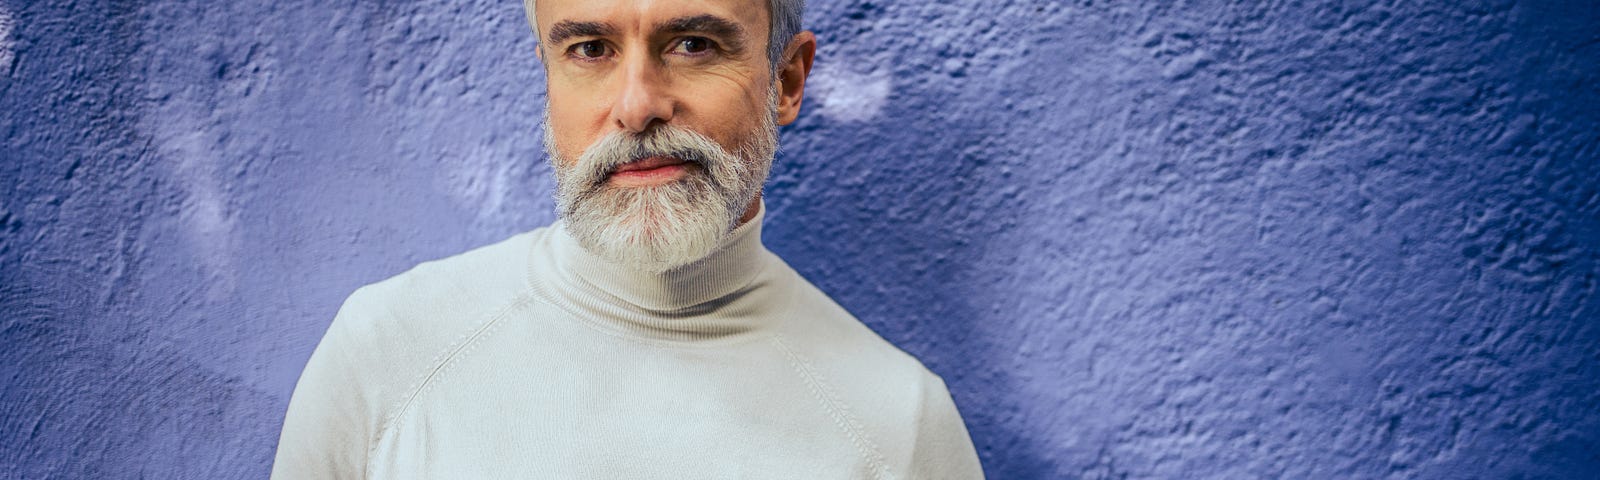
530;201;785;342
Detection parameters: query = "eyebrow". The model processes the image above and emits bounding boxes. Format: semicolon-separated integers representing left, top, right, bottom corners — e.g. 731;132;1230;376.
544;14;749;52
661;14;749;54
546;20;615;45
659;14;746;41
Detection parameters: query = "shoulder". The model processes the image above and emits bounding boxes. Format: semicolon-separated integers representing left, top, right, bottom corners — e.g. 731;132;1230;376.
276;227;557;476
356;228;546;315
321;227;552;396
768;260;944;414
347;226;551;331
766;258;974;475
771;258;932;380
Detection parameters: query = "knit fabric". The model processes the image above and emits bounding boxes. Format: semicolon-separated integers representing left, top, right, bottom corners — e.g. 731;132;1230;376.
271;204;984;479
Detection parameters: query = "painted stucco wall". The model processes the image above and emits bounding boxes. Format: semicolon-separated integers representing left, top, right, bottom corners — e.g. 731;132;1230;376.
3;0;1597;478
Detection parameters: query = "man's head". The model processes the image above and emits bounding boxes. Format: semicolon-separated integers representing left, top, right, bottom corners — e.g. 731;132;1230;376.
527;0;815;273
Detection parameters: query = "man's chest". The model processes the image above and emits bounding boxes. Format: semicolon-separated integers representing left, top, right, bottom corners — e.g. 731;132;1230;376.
363;336;884;479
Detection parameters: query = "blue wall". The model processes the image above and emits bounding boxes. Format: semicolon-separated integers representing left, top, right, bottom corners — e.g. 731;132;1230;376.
3;0;1597;477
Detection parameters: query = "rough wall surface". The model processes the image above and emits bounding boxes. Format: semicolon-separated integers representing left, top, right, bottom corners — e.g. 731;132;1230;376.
2;0;1596;478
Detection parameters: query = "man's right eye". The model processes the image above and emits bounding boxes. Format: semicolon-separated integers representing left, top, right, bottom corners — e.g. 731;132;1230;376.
569;41;610;60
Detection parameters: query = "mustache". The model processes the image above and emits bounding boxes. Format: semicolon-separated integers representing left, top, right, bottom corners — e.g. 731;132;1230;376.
571;125;725;189
548;118;763;225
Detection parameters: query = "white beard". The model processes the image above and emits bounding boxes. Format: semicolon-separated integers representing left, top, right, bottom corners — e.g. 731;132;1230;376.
544;92;778;273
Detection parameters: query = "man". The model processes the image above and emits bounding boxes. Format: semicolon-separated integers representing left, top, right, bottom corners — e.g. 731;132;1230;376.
272;0;984;478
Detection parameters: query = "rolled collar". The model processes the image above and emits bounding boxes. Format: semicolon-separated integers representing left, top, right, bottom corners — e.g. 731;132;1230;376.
535;201;781;342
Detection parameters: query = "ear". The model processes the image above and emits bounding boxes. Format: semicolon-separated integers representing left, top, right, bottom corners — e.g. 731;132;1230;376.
775;31;816;126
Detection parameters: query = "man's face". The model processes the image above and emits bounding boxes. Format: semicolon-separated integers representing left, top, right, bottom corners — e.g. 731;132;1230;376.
536;0;796;272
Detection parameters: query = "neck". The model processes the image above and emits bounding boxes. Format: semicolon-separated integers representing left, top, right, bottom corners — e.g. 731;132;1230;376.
552;201;770;313
737;193;763;226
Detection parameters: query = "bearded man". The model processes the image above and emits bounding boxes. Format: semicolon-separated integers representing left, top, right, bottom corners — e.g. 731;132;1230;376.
271;0;984;478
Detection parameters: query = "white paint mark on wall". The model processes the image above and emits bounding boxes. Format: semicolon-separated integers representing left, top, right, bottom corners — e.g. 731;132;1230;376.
0;5;16;76
444;142;516;222
806;63;892;123
151;117;242;300
130;4;251;302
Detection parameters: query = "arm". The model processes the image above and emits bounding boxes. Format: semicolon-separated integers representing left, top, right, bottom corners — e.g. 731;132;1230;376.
909;375;986;479
271;289;385;479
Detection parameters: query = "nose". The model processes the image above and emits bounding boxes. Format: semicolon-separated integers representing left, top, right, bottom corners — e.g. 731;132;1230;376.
610;55;674;133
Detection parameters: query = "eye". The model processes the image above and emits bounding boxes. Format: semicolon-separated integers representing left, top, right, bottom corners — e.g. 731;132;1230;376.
670;36;715;55
568;40;610;60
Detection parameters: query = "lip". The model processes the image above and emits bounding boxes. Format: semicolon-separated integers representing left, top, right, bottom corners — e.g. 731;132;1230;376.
613;155;688;173
607;155;692;186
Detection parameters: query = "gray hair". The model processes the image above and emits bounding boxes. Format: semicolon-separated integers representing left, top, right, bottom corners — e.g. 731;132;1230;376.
523;0;805;72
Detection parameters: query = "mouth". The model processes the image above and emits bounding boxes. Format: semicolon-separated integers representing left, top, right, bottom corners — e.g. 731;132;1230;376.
607;155;692;186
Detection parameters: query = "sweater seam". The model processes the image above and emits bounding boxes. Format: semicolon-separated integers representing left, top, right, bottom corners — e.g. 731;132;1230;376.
363;292;532;478
771;334;893;480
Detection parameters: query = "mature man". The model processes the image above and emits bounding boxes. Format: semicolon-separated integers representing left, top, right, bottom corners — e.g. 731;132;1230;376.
272;0;984;477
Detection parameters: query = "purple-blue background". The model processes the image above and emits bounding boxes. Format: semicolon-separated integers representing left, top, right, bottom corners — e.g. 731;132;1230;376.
3;0;1598;478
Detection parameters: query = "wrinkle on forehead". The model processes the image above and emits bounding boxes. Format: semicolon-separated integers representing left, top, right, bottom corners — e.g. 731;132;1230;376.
537;0;769;42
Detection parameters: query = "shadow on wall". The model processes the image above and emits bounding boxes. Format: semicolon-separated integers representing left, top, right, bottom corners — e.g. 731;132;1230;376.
769;0;1600;478
764;30;1052;480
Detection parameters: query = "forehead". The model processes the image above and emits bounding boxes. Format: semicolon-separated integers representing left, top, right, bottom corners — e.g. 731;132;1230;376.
536;0;769;38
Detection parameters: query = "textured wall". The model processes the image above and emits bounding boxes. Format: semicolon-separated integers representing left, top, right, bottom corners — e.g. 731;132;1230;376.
2;0;1597;478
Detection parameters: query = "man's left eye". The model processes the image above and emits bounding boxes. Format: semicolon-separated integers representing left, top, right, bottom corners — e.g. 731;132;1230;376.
671;37;714;55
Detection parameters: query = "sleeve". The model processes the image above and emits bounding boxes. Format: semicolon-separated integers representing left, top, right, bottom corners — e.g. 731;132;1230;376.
270;288;386;480
909;374;986;479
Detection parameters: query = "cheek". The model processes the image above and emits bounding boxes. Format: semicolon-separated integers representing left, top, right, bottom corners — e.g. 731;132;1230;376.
682;87;771;148
545;99;603;165
542;122;577;166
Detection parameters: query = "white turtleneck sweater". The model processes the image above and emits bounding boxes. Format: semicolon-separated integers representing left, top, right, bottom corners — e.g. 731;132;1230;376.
271;205;985;479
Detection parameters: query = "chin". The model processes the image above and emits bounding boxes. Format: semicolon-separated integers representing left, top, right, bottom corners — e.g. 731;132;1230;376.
564;179;739;273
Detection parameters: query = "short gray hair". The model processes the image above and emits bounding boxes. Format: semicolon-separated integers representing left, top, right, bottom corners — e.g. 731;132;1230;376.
523;0;805;72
